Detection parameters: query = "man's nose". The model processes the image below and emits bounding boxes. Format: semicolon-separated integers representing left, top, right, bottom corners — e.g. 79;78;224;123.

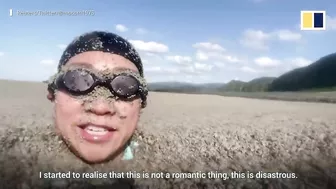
85;99;116;116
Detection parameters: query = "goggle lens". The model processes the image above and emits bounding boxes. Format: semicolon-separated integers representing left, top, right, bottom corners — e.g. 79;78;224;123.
63;70;95;92
111;75;139;97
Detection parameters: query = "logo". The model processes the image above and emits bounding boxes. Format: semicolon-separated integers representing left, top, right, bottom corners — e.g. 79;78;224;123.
301;10;326;30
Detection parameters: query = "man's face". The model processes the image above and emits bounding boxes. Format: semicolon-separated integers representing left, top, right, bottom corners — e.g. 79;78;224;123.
53;51;142;163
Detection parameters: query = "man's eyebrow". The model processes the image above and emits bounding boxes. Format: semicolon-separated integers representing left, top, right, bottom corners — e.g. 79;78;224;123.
67;62;94;69
113;67;139;73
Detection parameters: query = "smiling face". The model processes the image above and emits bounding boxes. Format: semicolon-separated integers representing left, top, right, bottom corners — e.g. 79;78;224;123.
52;51;142;164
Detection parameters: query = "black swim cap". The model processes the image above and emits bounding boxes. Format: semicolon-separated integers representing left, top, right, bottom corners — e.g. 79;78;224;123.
58;31;144;77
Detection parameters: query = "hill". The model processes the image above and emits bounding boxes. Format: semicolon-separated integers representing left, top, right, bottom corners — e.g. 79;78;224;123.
148;77;276;93
148;82;204;93
219;80;245;91
149;52;336;93
242;77;275;92
268;53;336;91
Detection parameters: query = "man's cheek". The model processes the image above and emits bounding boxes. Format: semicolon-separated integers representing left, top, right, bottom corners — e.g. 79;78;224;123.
56;101;82;115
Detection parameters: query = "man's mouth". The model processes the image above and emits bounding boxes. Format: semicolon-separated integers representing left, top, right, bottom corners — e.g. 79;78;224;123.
85;125;109;135
78;124;117;143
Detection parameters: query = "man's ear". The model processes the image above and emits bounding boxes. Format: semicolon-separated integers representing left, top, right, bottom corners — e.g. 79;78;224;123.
47;91;55;101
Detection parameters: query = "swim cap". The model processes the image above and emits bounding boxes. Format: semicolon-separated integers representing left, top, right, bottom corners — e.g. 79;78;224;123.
58;31;144;77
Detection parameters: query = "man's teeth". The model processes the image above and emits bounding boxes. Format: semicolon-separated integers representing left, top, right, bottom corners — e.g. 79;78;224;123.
84;125;109;135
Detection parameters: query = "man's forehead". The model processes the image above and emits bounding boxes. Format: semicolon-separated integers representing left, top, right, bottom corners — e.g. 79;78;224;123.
65;61;139;73
69;51;128;62
64;51;140;73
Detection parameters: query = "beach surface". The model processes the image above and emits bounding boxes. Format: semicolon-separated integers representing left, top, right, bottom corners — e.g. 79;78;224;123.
1;79;336;188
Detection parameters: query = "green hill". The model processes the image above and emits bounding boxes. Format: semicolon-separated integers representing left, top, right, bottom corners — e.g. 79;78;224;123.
142;52;336;93
220;80;246;91
148;77;276;93
268;53;336;91
242;77;276;92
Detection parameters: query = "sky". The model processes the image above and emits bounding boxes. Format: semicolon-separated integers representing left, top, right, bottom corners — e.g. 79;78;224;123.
0;0;335;83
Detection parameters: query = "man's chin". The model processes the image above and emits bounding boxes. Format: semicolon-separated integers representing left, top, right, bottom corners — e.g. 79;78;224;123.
63;137;125;164
67;143;119;164
81;155;111;164
77;150;118;164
